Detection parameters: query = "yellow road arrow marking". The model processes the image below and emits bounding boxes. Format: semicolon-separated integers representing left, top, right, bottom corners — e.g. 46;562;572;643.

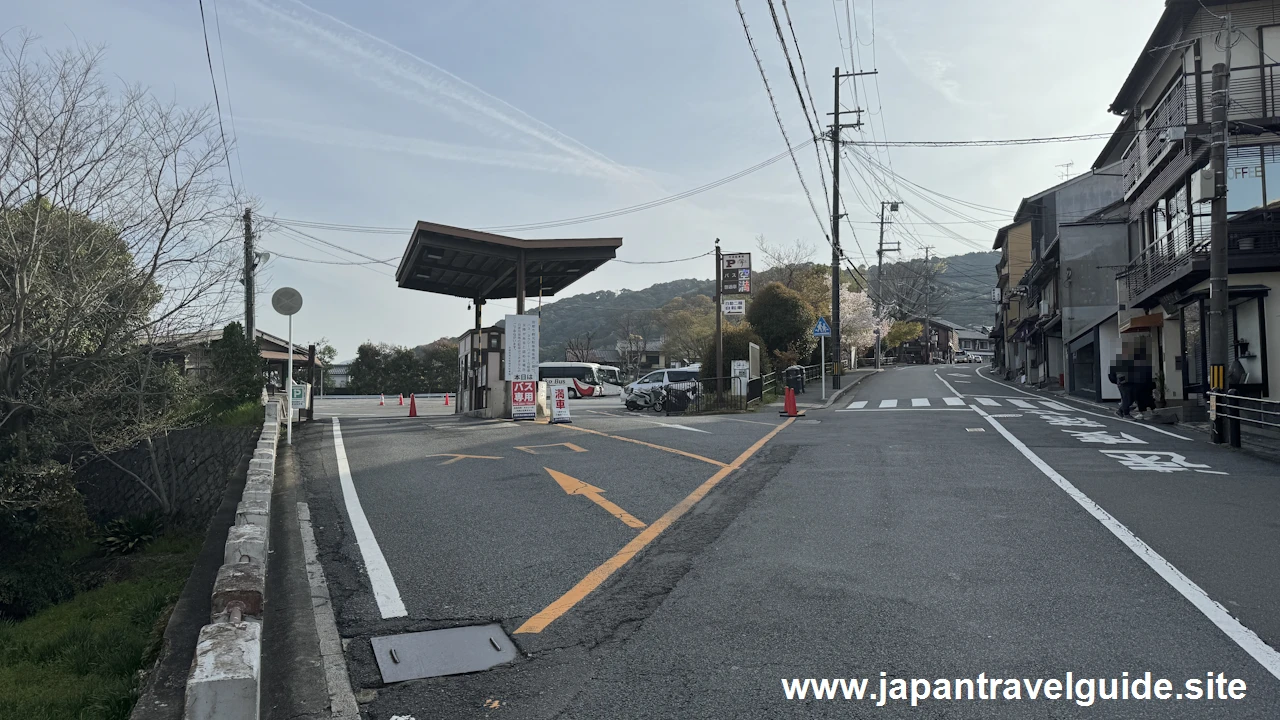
545;468;646;529
424;453;502;466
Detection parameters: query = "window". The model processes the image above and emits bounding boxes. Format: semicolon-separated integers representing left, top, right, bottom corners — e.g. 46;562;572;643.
639;371;664;383
666;369;699;382
539;365;593;381
1228;146;1265;214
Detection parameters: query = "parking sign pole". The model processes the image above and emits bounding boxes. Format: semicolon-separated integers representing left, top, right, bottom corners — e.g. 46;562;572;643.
715;240;723;397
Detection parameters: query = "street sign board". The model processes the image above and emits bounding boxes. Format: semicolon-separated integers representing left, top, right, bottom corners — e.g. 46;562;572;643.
504;314;539;382
550;385;572;424
813;317;832;337
720;252;751;295
271;287;303;316
722;299;746;315
290;383;307;409
512;380;537;421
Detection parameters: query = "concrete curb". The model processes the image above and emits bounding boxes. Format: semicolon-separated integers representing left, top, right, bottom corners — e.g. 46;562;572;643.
184;400;281;720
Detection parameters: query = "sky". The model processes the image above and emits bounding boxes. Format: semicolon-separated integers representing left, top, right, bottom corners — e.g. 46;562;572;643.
7;0;1164;359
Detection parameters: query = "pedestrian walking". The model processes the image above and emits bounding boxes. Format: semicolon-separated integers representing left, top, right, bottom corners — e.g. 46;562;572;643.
1108;341;1134;418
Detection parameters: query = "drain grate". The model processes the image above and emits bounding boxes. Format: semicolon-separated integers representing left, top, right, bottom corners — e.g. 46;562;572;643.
371;623;517;683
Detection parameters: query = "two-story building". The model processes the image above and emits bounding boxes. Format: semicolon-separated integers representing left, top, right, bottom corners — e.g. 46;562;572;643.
1096;0;1280;415
993;221;1034;379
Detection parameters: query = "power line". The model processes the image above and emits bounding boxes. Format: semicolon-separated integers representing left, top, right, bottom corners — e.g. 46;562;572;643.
270;138;816;236
735;0;829;240
766;0;832;220
210;0;245;189
197;0;236;194
615;251;714;265
265;248;398;265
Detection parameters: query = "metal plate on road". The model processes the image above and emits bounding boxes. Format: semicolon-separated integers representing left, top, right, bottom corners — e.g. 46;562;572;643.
371;624;517;683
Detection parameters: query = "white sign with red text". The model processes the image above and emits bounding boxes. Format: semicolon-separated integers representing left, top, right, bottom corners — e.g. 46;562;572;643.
512;380;537;421
550;386;572;424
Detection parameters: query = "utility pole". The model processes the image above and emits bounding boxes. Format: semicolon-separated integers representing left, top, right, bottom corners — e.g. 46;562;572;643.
829;66;873;386
922;246;933;365
243;207;256;339
1209;57;1230;443
876;201;899;370
715;238;723;396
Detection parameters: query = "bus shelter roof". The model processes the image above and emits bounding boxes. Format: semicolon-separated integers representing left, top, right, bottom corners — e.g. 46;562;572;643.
395;220;622;301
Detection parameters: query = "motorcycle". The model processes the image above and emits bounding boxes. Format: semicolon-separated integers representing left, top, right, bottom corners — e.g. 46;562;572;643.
624;386;664;412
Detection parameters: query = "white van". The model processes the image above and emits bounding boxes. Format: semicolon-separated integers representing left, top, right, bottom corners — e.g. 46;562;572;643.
623;366;701;403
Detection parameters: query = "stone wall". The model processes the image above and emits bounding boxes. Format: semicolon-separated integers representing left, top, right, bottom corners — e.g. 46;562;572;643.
76;426;259;527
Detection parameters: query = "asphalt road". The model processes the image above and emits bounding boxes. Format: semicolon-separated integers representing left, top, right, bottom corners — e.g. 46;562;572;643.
294;366;1280;718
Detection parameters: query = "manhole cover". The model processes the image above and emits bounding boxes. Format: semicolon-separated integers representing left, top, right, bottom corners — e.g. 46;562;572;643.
371;623;517;683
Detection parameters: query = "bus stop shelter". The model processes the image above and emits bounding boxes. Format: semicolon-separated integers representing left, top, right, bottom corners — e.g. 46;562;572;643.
395;220;622;416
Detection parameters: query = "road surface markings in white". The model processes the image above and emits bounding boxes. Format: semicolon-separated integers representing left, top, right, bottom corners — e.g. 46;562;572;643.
948;373;968;377
972;406;1280;681
955;380;972;383
1009;399;1036;409
1099;450;1228;475
1043;401;1074;411
934;372;965;398
976;397;1000;406
912;398;930;407
331;419;407;619
879;399;898;408
944;397;965;406
643;422;710;434
847;400;868;409
974;367;1191;440
1063;430;1147;445
966;428;986;432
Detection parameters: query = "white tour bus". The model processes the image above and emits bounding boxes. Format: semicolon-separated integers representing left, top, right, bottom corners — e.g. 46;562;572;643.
538;362;625;398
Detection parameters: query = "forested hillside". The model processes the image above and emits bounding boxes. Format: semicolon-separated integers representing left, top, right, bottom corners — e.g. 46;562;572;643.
532;251;999;361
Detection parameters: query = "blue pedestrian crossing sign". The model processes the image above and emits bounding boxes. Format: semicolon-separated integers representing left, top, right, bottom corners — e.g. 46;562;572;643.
813;317;832;337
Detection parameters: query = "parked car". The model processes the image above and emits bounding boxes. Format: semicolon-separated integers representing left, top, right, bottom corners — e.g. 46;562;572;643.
623;367;701;403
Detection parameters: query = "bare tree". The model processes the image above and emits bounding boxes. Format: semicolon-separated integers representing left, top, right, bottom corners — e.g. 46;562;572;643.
756;235;816;288
564;331;597;362
0;36;244;514
615;310;657;379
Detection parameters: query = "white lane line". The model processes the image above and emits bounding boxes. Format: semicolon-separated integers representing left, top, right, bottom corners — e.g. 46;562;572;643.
644;422;711;434
974;367;1191;441
1043;401;1073;411
332;418;407;619
971;406;1280;682
935;371;966;398
1009;399;1035;409
879;399;898;408
847;400;868;410
944;397;965;406
976;397;1000;406
836;408;974;413
912;398;930;407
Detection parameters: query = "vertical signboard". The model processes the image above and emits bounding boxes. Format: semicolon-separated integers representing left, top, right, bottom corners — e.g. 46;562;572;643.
720;252;751;295
504;314;539;382
550;385;572;424
511;380;537;421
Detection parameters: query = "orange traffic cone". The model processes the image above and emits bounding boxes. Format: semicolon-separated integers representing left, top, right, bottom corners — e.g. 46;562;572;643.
779;387;806;418
379;394;385;406
443;393;450;406
408;393;418;417
399;393;404;406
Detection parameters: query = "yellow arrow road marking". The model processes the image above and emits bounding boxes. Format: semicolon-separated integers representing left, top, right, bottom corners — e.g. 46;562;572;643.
424;453;503;466
545;468;646;529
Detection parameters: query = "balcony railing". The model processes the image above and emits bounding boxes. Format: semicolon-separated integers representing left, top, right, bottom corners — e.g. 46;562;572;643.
1123;75;1189;197
1123;218;1280;302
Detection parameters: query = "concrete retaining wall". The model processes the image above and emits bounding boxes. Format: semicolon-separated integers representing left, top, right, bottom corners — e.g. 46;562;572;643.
183;400;281;720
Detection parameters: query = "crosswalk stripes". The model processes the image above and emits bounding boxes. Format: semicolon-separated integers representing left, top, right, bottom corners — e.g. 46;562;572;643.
841;397;1079;412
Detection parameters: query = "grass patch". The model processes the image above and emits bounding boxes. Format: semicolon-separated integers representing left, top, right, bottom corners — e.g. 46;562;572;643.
209;400;264;427
0;533;201;720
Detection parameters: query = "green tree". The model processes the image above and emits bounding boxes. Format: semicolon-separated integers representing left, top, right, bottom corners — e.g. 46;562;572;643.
416;338;459;393
745;282;817;363
884;321;923;350
211;322;263;405
347;343;389;394
659;295;715;365
699;323;767;379
310;338;339;391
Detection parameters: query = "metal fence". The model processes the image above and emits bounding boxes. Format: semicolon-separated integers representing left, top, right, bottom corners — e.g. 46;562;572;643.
1208;391;1280;448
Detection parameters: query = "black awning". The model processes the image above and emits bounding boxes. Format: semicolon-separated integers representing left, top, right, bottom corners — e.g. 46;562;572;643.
395;221;622;300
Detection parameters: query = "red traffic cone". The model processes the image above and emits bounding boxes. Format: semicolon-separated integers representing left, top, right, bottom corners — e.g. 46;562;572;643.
408;393;418;417
379;394;385;406
779;387;806;418
399;393;404;406
443;393;450;406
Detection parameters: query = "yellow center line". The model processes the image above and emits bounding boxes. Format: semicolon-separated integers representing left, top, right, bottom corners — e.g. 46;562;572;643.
557;424;730;468
515;417;796;634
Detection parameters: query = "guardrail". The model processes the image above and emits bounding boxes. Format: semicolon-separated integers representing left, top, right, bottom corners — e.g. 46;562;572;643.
183;399;281;719
1208;390;1280;448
